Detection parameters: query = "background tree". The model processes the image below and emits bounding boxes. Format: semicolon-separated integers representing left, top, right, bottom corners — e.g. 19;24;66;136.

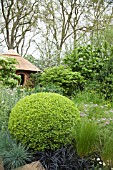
0;0;113;67
85;0;113;45
33;0;113;66
0;0;39;55
34;0;92;65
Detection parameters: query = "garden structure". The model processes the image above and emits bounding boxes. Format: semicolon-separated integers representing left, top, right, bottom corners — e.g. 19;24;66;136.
0;49;41;85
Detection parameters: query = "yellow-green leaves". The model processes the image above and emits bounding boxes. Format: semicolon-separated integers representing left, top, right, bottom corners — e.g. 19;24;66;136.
8;92;80;151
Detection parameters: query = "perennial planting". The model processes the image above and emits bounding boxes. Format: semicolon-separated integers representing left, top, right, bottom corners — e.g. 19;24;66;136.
1;43;113;169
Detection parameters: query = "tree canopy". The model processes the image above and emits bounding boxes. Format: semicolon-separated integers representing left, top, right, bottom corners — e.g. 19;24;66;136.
0;0;113;67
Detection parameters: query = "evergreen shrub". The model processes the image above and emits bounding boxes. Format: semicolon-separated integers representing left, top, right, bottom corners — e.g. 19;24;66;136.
0;56;20;87
8;92;80;151
63;44;109;80
39;66;85;96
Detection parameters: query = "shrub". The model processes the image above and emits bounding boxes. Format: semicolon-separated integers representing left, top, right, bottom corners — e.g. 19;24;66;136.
94;56;113;100
63;44;109;81
63;43;113;100
8;92;80;151
39;66;85;96
0;56;20;87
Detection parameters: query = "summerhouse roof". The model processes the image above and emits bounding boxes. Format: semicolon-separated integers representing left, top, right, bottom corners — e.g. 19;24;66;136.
0;49;41;72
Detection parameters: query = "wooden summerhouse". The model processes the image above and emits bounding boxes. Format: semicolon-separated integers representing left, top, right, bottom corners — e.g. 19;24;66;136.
0;49;41;85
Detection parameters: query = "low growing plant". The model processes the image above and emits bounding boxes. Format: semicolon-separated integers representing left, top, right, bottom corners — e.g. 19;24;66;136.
3;143;31;170
0;130;31;170
33;145;96;170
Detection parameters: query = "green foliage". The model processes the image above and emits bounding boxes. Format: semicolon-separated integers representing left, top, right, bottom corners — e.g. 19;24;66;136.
0;87;19;129
3;144;31;170
100;124;113;167
0;130;15;154
63;44;109;81
0;86;31;130
34;83;63;95
26;72;41;87
39;66;85;96
64;43;113;99
0;56;20;87
27;73;63;95
85;53;113;100
72;118;100;157
95;55;113;99
90;25;113;47
102;135;113;167
73;89;113;166
73;90;105;106
0;130;31;170
8;92;80;151
91;0;104;4
73;89;113;125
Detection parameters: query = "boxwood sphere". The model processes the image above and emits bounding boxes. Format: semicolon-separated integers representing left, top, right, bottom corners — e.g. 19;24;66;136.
8;92;80;151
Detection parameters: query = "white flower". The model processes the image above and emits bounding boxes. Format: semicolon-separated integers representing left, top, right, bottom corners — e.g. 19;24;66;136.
79;58;83;61
103;162;106;166
100;106;104;108
101;118;106;121
97;158;100;161
99;161;102;165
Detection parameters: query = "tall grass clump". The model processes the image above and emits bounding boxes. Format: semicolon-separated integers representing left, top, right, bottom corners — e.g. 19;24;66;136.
100;123;113;168
72;118;100;157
